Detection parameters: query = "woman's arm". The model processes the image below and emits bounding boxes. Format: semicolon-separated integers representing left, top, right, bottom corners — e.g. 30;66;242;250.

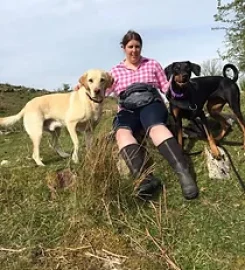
105;71;117;97
105;78;116;97
155;61;170;93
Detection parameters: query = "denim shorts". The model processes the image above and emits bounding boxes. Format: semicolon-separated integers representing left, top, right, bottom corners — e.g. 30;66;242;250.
112;101;169;135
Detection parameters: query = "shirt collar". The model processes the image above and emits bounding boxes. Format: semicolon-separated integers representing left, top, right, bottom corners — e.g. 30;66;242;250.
118;56;149;69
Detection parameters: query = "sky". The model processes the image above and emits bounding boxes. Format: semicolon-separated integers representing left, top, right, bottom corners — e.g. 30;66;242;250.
0;0;228;90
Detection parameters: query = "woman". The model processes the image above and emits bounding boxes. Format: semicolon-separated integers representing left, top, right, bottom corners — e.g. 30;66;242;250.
76;30;199;200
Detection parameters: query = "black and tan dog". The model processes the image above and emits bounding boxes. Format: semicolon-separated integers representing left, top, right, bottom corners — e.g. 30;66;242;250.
164;61;245;159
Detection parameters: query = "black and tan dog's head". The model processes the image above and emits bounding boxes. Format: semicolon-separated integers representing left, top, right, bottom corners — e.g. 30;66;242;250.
164;61;201;86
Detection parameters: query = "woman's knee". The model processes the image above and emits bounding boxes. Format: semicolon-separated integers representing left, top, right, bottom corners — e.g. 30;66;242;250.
116;128;131;141
148;124;173;146
115;128;138;150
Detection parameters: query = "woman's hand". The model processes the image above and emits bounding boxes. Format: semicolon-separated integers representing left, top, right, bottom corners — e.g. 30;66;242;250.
74;83;81;91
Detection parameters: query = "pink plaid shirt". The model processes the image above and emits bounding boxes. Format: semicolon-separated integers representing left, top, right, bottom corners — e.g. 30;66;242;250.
106;57;170;97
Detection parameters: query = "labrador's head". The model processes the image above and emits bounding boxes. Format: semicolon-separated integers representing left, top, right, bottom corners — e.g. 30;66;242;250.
79;69;114;101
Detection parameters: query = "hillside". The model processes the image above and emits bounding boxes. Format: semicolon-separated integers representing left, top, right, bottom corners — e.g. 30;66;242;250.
0;83;245;270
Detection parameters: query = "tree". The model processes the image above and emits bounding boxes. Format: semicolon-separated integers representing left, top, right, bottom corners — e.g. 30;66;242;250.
213;0;245;71
200;58;223;76
62;83;71;92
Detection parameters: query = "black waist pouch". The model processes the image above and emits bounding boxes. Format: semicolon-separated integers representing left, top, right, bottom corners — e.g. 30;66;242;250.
119;83;162;110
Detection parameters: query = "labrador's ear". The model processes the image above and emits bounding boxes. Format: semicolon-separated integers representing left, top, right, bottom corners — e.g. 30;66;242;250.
105;72;114;89
164;63;174;80
190;62;201;76
79;72;88;89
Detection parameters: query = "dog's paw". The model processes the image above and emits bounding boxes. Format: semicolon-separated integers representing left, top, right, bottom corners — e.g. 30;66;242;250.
36;161;45;166
72;156;79;164
211;152;222;160
32;155;45;166
58;151;70;158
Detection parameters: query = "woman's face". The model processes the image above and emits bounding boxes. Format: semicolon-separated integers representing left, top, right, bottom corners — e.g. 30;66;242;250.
123;39;142;64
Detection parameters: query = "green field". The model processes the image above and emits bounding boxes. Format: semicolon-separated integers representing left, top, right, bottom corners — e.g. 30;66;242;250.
0;87;245;270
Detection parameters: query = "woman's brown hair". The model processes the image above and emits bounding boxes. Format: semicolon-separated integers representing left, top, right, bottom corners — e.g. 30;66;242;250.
120;30;143;48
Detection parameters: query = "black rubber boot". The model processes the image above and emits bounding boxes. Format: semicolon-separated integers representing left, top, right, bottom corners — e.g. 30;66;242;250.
120;144;162;200
157;137;199;200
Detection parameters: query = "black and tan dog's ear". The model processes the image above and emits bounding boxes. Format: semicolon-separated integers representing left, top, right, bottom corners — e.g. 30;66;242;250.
164;63;173;80
191;63;201;76
105;72;114;89
79;72;88;89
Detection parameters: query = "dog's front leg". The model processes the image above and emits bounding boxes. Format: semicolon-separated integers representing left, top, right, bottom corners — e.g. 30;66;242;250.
176;116;183;148
199;112;221;159
172;107;183;148
66;121;79;163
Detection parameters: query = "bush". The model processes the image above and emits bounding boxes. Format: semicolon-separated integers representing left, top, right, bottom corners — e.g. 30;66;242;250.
239;78;245;91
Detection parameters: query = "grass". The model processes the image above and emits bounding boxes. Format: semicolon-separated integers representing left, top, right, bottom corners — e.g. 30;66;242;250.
0;88;245;269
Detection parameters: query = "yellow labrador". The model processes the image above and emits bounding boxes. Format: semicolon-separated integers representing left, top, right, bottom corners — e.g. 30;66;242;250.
0;69;114;166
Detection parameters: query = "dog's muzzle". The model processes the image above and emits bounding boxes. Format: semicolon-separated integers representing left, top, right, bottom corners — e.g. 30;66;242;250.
86;90;104;103
174;75;190;87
